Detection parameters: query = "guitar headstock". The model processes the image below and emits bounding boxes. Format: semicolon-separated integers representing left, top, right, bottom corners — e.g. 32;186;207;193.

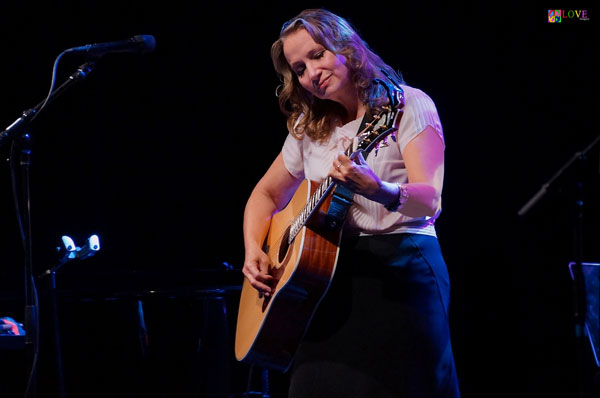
353;81;404;157
354;107;399;157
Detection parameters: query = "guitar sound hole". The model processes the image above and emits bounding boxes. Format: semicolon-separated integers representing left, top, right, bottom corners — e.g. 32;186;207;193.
278;227;291;264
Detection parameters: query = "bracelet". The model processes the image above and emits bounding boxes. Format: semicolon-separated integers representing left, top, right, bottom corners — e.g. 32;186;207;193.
384;183;408;212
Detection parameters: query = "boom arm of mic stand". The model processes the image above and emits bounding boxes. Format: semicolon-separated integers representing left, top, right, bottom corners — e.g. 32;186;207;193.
518;134;600;217
517;184;549;217
0;61;95;148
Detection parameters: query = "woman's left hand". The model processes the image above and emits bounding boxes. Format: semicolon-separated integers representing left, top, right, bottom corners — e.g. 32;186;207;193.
330;151;396;204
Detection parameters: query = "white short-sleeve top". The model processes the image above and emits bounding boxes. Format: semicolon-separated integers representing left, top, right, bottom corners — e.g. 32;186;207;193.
282;85;444;237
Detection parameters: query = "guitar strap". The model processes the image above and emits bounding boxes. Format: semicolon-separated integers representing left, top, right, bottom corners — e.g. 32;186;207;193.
325;80;405;230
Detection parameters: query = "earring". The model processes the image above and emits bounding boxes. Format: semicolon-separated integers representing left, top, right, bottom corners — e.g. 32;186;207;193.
275;84;283;97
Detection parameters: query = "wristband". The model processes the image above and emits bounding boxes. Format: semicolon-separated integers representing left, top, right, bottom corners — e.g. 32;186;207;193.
384;183;408;212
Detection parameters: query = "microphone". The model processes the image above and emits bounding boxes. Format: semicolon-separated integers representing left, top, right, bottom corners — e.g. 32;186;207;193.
67;35;156;58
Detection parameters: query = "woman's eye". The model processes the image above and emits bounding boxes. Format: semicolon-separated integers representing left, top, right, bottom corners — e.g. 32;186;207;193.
315;51;324;59
295;67;305;77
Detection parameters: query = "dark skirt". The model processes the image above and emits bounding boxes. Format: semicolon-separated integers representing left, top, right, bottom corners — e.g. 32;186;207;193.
288;233;460;398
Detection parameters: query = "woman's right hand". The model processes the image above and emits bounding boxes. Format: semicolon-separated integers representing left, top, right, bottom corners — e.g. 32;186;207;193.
242;152;301;298
242;244;274;297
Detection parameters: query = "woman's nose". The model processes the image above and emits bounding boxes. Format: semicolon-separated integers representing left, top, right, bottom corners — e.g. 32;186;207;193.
306;63;321;82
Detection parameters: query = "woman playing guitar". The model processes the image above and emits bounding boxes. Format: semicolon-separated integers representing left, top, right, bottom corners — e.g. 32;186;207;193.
240;8;460;398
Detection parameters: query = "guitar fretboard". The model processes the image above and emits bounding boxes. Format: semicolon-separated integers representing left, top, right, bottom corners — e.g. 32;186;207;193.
288;175;335;243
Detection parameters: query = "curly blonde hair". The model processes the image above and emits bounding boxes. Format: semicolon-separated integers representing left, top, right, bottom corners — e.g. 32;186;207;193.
271;9;404;142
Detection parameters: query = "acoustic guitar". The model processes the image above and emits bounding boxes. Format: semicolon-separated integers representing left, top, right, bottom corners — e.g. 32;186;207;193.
235;83;404;372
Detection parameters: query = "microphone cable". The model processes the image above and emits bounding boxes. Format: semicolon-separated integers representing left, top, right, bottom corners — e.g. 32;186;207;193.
28;49;68;125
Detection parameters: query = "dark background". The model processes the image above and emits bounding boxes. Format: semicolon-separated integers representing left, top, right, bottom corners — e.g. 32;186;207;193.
0;1;598;397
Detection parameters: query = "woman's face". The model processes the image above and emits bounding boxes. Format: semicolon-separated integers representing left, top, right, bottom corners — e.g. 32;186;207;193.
283;28;352;104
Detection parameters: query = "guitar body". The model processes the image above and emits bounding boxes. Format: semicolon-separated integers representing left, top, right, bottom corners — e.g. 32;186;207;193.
235;179;343;372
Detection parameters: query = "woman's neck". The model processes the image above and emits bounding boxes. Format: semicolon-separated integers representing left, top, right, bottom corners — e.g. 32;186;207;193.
341;101;366;124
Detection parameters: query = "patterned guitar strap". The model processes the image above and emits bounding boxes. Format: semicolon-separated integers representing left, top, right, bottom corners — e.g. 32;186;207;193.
325;78;406;230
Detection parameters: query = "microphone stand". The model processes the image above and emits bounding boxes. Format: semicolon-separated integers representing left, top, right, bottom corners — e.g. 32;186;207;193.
518;133;600;398
0;61;95;398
